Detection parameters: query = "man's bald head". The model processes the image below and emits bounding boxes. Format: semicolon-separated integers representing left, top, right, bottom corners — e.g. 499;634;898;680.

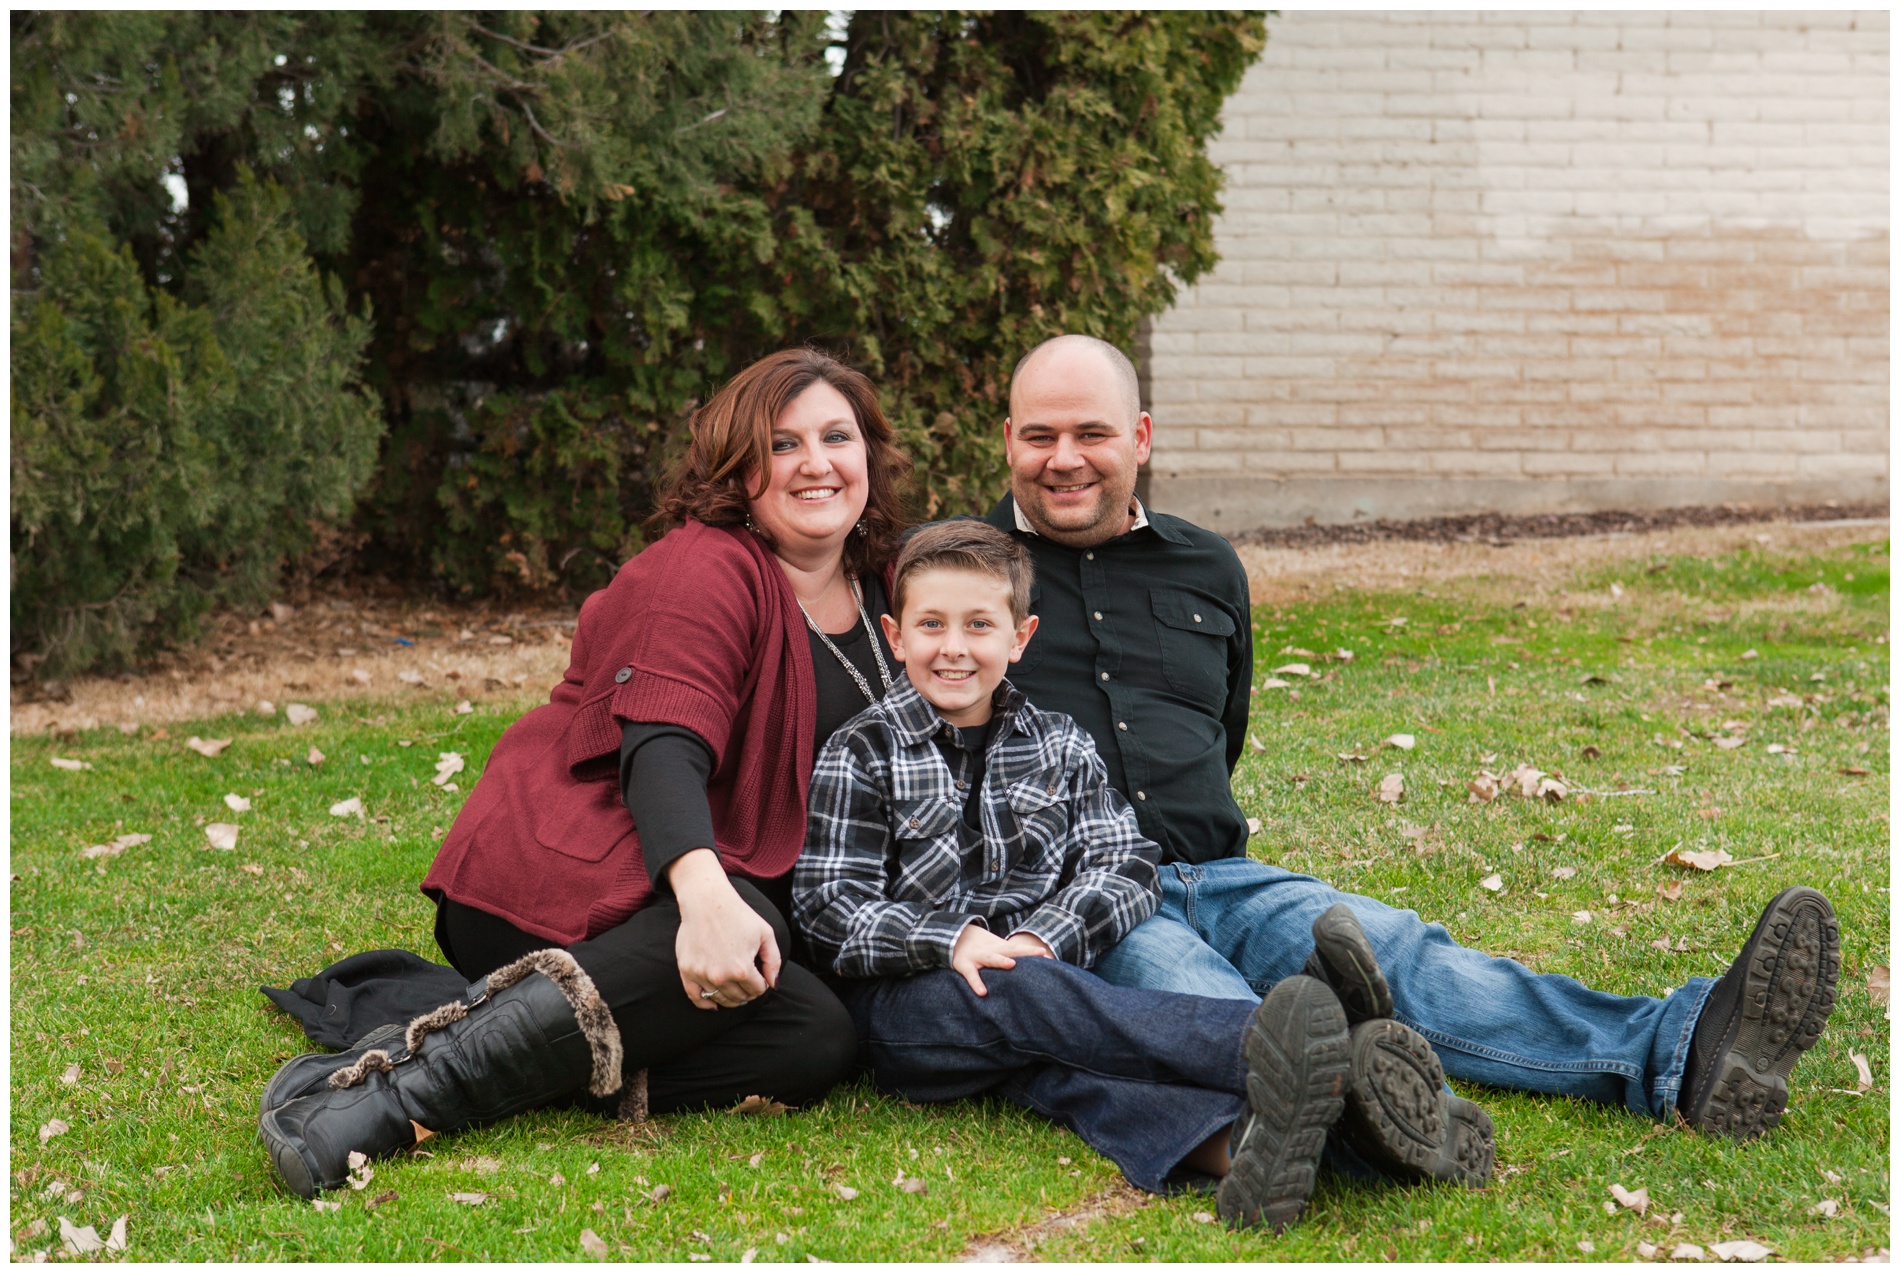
1009;334;1142;427
1002;333;1153;548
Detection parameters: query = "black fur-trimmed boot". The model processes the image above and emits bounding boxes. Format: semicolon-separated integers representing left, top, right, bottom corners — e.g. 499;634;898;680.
258;949;638;1198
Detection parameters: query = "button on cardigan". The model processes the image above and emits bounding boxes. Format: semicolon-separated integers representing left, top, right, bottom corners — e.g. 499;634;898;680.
421;520;827;945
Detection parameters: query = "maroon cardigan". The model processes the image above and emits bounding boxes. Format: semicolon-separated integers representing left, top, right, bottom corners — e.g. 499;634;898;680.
422;519;828;945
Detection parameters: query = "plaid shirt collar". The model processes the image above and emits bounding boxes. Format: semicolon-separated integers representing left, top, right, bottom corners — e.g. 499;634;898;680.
880;676;1031;749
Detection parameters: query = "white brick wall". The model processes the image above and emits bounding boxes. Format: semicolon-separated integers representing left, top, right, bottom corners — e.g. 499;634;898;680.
1145;10;1890;530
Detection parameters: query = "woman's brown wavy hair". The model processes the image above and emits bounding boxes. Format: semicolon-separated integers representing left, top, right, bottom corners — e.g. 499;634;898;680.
648;348;913;580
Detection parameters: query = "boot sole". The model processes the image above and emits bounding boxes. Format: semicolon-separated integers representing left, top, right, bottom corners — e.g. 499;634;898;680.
1341;1020;1496;1187
1685;887;1840;1140
1308;903;1394;1023
1217;976;1350;1233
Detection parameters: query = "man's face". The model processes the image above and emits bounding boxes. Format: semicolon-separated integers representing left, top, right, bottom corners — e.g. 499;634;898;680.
1004;345;1152;548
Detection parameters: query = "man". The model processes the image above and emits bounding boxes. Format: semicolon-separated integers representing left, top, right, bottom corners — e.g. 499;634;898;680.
979;333;1841;1139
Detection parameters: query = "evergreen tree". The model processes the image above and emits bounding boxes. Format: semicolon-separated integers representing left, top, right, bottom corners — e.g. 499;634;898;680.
11;11;1265;673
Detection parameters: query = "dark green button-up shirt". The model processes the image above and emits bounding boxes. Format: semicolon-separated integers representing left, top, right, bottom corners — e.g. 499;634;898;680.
981;494;1253;864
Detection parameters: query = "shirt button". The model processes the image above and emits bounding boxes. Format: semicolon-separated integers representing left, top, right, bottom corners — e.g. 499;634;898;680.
1085;552;1094;561
1100;672;1110;681
614;666;632;684
1092;611;1103;621
909;817;921;829
1136;791;1147;801
1193;614;1202;624
955;781;969;791
1045;784;1057;795
1117;721;1128;731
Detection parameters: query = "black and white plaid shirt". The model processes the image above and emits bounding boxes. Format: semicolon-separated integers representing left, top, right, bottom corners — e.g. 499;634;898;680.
793;678;1160;979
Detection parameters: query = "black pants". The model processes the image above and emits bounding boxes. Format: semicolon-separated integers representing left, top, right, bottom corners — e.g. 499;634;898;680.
436;877;856;1115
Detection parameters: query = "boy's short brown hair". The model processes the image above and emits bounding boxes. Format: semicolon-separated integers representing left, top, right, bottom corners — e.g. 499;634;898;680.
890;520;1035;624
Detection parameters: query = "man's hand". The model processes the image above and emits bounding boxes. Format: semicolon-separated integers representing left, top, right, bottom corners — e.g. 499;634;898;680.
950;925;1019;996
668;848;781;1010
1000;932;1056;961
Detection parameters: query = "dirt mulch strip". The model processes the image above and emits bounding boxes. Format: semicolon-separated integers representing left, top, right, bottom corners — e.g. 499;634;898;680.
1228;501;1888;550
11;507;1888;737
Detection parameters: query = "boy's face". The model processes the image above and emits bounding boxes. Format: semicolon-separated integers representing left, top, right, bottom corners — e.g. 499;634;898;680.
880;567;1039;728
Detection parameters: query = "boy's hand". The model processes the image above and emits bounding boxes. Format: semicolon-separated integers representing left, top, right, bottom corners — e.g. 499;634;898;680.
951;925;1018;996
1000;932;1056;961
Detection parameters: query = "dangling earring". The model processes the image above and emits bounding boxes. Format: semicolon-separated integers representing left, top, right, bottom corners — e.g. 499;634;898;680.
745;513;761;535
855;518;869;538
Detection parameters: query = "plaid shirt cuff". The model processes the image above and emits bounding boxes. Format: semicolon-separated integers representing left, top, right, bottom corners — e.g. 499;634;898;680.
909;911;987;969
1010;906;1086;966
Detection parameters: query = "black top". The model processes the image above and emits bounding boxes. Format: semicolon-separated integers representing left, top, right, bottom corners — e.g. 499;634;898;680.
619;573;897;890
931;716;993;832
978;494;1253;865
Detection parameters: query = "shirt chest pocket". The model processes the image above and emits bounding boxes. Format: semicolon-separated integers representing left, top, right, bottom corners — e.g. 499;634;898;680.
1003;773;1073;868
887;796;963;904
1149;588;1235;702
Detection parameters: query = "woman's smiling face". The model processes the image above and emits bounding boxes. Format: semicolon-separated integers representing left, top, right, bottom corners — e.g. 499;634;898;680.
746;380;870;559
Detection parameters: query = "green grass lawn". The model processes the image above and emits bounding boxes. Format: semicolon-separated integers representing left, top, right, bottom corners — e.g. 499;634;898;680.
11;534;1890;1262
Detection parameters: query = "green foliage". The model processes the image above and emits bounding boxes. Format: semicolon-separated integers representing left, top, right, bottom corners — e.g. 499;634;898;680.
11;174;379;675
11;13;386;675
12;11;1267;659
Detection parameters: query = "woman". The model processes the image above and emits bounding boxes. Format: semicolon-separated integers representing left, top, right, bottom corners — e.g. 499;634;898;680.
258;349;913;1196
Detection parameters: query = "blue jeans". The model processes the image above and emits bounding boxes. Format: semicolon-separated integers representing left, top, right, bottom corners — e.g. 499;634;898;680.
1093;859;1715;1120
835;957;1252;1193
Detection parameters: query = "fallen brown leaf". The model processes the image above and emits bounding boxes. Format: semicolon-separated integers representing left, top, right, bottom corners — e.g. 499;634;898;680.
205;823;240;851
1711;1239;1772;1262
411;1121;436;1146
1660;846;1733;872
1479;873;1503;893
286;703;319;726
833;1184;858;1201
1850;1051;1873;1091
450;1192;488;1205
580;1229;609;1258
1657;880;1684;902
50;756;92;771
105;1216;127;1253
1867;965;1889;1010
732;1094;788;1117
185;736;232;758
1467;774;1499;803
1610;1183;1649;1215
1376;773;1404;804
1551;866;1578;880
1841;765;1871;776
60;1062;80;1085
58;1218;104;1255
80;832;150;860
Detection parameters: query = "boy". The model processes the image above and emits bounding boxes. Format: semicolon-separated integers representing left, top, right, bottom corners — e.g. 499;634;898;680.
794;521;1492;1232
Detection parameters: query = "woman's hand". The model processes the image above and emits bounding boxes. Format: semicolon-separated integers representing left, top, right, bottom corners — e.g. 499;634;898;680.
667;849;781;1011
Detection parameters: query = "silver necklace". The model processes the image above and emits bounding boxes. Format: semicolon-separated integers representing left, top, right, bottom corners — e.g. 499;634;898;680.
796;575;894;705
